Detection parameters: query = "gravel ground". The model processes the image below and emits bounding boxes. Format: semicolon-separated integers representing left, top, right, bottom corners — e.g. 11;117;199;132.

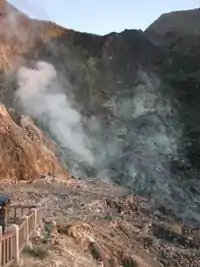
0;177;200;267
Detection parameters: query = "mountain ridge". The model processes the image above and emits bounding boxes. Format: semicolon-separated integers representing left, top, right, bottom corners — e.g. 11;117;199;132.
146;8;200;35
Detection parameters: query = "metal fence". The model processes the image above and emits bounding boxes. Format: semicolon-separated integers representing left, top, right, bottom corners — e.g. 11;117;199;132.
0;205;42;266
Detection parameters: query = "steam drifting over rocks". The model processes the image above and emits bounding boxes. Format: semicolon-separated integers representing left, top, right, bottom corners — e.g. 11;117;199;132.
15;61;94;167
15;60;192;221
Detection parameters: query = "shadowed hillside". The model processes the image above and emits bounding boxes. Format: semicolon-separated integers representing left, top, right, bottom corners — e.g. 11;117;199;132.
146;8;200;35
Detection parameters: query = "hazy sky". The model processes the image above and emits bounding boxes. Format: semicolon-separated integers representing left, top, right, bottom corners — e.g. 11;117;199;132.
9;0;199;35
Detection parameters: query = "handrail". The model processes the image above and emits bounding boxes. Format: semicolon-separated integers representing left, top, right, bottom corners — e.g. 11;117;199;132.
1;232;14;241
0;205;42;267
6;204;41;224
18;219;27;252
1;231;14;267
28;211;35;237
9;204;39;210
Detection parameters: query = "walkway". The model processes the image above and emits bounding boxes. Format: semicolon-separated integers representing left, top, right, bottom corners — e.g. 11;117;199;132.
0;203;42;266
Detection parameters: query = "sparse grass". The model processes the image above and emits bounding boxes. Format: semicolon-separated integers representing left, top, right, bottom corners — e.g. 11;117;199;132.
23;245;49;260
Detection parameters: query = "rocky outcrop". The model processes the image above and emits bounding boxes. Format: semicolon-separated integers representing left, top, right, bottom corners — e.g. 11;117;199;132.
0;104;68;180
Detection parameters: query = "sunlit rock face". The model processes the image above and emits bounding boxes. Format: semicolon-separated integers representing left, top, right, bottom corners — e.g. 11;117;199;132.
1;2;200;222
0;104;68;180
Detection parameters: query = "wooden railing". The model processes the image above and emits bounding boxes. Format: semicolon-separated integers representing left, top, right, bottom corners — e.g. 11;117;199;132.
1;231;14;266
0;205;42;266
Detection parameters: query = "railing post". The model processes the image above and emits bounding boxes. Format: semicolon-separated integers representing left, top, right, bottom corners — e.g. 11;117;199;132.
14;208;17;222
0;226;2;266
36;204;43;228
25;216;29;245
12;224;19;264
32;209;37;233
0;206;6;234
38;210;43;228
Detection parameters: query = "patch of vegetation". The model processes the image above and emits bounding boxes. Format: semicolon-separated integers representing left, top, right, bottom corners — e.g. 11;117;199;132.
23;245;49;259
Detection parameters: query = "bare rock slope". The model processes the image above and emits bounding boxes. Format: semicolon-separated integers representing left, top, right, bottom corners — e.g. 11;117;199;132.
0;104;68;180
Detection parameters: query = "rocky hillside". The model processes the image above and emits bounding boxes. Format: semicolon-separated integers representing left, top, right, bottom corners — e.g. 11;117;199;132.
0;104;68;180
0;1;200;223
0;1;199;266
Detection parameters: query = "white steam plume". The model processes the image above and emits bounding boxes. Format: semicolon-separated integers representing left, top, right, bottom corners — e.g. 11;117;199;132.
15;61;94;165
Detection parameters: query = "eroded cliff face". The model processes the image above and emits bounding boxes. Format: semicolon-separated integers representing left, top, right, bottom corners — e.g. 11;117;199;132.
0;2;200;222
0;104;68;180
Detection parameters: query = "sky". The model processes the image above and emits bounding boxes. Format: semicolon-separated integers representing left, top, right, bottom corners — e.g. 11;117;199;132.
9;0;200;35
